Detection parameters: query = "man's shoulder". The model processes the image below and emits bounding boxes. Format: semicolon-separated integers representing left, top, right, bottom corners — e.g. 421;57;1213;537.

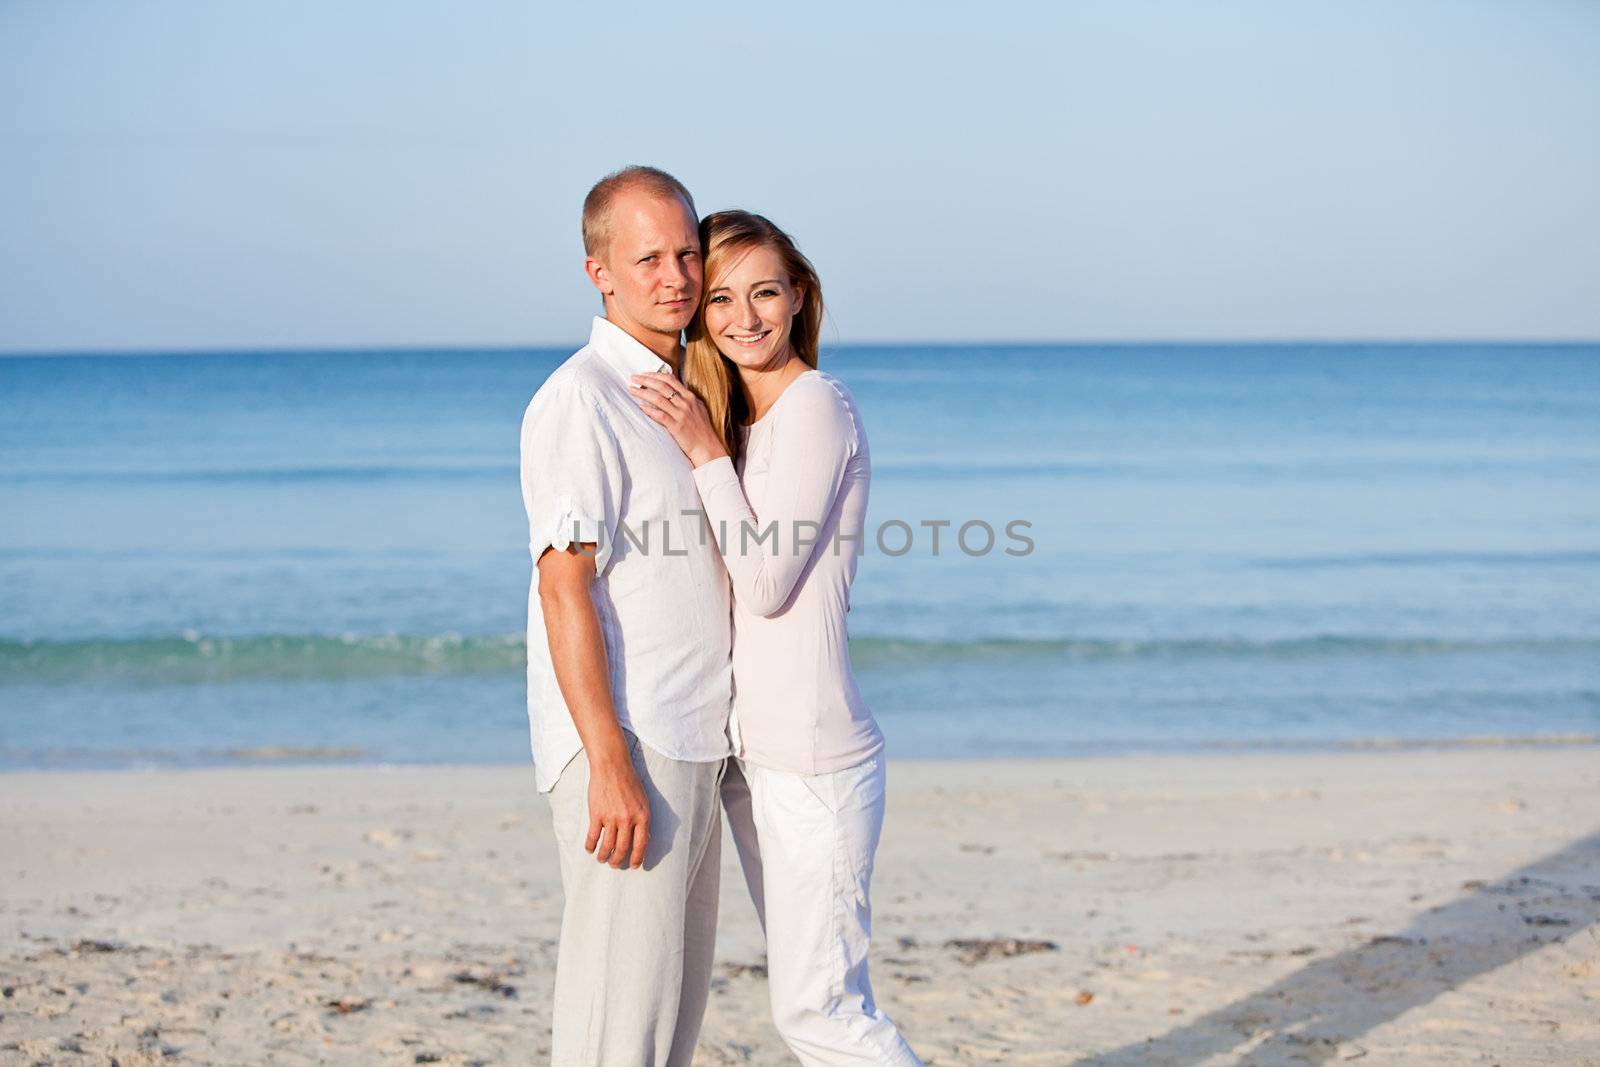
523;346;611;419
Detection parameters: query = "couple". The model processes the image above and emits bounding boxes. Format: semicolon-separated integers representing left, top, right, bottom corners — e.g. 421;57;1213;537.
518;165;923;1066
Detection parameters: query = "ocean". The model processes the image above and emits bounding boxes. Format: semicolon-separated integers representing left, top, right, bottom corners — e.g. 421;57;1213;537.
2;343;1597;770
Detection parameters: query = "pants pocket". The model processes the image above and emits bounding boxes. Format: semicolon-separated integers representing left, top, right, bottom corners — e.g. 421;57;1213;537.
797;754;882;817
797;769;843;816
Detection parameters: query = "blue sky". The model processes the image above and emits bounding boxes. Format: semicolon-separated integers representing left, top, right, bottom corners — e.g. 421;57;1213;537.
2;1;1597;351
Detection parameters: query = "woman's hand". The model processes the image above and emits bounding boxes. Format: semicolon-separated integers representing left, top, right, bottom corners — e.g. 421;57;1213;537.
629;371;729;468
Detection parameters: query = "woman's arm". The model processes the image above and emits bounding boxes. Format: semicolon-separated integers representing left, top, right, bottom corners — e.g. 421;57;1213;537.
691;381;854;616
632;372;855;617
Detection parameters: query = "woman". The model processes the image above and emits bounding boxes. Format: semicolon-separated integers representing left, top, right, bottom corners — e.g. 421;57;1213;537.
629;210;922;1066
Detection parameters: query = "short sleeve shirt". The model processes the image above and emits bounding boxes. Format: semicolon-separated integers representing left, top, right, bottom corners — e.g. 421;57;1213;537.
519;316;733;792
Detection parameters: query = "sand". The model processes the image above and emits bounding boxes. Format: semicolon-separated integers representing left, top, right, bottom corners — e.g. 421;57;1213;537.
2;746;1597;1065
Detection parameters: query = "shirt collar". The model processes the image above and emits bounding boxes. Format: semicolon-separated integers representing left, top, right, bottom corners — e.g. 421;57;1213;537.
588;315;675;380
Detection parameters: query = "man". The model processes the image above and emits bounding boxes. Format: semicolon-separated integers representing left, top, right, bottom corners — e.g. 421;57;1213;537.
518;166;731;1065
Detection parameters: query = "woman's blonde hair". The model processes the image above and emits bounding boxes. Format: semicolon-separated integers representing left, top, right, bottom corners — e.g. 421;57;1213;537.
683;210;823;467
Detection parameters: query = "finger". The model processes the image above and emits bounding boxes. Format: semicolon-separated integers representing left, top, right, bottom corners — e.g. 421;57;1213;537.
632;370;676;390
632;376;684;405
584;817;601;854
628;375;671;398
593;822;614;863
608;825;632;869
629;821;649;870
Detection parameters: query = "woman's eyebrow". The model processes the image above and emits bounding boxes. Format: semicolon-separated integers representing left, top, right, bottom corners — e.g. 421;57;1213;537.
707;280;783;294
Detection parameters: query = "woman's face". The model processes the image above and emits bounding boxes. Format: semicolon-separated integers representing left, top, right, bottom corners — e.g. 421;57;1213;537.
702;242;804;372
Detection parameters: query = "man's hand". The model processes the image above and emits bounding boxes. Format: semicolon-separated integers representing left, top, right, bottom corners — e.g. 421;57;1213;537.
585;741;651;870
536;543;650;872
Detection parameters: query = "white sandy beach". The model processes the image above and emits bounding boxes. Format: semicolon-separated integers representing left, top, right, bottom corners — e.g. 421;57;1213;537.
3;746;1597;1066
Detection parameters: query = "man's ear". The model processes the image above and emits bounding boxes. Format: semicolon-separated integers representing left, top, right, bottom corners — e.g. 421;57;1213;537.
584;256;613;296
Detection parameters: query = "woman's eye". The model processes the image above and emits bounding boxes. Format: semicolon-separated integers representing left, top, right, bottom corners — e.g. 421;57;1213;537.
755;288;779;298
708;294;729;304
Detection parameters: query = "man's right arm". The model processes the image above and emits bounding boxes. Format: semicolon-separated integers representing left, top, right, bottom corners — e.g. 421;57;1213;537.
537;542;650;871
520;383;646;871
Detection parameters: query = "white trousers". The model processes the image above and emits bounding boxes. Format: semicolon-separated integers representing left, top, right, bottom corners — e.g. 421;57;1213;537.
546;734;724;1067
722;755;924;1067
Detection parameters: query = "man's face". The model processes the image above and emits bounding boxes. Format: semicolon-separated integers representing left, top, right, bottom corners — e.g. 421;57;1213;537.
586;190;702;345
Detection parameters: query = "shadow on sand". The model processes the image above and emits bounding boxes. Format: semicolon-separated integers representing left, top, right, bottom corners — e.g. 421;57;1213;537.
1072;831;1600;1066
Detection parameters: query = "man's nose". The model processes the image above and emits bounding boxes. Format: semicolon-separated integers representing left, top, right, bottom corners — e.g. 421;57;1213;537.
661;255;689;290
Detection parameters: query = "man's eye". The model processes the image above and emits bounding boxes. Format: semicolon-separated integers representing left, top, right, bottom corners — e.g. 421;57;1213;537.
638;255;657;265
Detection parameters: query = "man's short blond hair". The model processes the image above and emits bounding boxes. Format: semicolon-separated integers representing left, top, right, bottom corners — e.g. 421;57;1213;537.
581;165;697;260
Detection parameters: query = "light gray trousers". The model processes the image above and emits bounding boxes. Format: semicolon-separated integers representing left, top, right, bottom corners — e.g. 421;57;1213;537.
546;734;725;1066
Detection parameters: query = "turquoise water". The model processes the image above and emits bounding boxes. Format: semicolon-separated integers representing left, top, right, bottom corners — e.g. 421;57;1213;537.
2;344;1598;768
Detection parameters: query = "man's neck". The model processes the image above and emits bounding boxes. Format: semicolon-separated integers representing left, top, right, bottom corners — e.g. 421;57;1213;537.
604;313;682;373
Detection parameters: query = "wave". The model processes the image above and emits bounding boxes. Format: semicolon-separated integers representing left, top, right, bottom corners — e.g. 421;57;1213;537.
3;631;1597;685
846;634;1600;666
0;633;527;683
870;455;1600;479
4;547;1595;569
1251;549;1600;569
3;733;1594;774
10;453;1600;487
1;463;510;485
0;743;368;767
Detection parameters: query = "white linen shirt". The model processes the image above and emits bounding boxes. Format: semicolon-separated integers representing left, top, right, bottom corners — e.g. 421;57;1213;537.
690;370;884;775
519;316;733;793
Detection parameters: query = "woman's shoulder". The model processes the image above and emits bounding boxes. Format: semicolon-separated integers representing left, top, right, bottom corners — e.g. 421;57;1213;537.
810;368;859;402
776;370;859;438
782;369;859;418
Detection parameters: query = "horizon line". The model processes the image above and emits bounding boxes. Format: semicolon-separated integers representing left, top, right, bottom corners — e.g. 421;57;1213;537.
3;336;1599;358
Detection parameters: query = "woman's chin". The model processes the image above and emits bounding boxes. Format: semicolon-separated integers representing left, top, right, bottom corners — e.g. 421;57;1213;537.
716;349;757;369
716;343;784;371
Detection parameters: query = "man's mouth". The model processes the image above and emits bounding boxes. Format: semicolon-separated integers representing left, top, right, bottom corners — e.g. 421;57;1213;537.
659;298;690;308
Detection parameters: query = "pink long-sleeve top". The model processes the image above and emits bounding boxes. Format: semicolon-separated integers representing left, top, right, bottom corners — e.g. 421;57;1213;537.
690;369;885;775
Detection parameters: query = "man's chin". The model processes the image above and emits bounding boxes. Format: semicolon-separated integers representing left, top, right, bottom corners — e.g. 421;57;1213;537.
653;311;696;336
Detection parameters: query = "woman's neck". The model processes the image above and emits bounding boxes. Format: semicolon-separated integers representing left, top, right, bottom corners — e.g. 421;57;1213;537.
738;350;808;424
